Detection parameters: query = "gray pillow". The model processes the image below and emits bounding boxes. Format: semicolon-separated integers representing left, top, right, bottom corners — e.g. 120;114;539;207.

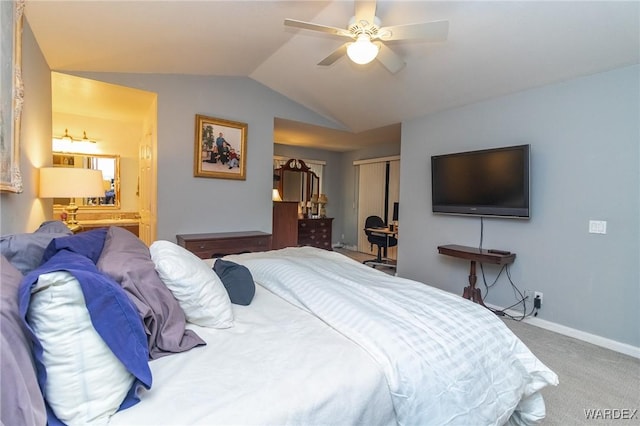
213;259;256;305
96;227;205;359
35;220;73;234
0;221;72;274
1;255;47;426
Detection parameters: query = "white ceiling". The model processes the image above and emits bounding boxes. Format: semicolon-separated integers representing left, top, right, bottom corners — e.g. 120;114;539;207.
26;1;639;152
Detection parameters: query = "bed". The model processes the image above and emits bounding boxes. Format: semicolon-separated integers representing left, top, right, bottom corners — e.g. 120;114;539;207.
1;222;558;426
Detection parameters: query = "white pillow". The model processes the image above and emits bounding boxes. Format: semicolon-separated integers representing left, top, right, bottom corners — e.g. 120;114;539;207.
26;271;134;425
150;240;233;328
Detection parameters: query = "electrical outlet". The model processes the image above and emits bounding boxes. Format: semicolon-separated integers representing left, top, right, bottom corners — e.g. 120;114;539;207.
589;220;607;234
534;291;543;308
524;290;534;301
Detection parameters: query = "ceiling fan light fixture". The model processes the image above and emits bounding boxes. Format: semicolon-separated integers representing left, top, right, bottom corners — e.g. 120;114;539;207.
346;35;379;65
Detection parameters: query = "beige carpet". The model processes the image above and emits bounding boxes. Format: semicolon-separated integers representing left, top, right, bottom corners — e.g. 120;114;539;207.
335;248;640;424
503;319;639;425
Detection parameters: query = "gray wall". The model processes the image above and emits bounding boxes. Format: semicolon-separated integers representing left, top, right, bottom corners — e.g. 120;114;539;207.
398;65;639;347
0;20;51;235
70;73;341;242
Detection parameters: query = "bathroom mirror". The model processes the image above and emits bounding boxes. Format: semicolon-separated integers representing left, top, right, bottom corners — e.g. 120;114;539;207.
52;152;120;208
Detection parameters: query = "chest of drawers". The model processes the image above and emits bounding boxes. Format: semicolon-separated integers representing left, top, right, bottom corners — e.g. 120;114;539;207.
298;218;333;250
176;231;272;259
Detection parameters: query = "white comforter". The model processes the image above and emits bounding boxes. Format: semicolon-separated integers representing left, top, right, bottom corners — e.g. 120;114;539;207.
110;269;395;425
227;247;558;426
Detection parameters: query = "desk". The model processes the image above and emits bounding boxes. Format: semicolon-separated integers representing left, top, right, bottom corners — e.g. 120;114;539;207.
437;244;516;308
365;227;397;269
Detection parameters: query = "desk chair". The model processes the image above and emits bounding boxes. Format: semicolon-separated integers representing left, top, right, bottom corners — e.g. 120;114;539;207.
363;215;398;268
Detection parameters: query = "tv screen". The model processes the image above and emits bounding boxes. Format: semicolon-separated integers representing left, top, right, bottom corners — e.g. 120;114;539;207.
431;144;530;218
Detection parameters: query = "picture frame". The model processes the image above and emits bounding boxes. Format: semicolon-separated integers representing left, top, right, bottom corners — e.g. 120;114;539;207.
0;0;25;193
194;114;247;180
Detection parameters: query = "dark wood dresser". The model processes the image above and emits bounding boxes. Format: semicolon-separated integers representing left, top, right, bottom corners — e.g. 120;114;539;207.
298;218;333;250
272;201;299;249
176;231;272;259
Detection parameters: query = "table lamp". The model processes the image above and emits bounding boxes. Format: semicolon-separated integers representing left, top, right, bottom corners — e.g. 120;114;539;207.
39;167;105;231
272;188;282;202
318;194;328;218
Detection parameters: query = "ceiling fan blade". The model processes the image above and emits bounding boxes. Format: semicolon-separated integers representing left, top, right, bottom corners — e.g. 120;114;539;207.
377;20;449;41
376;43;406;74
318;43;349;66
284;19;352;38
354;0;377;27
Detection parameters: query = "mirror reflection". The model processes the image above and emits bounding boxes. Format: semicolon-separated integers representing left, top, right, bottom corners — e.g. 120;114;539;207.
274;159;319;203
52;152;120;208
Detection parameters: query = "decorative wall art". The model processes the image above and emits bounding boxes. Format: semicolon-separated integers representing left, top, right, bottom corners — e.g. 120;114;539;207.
0;0;25;192
194;114;247;180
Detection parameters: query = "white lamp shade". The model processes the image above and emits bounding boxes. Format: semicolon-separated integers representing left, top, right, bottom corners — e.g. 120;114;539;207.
39;168;105;198
272;189;282;202
347;35;379;65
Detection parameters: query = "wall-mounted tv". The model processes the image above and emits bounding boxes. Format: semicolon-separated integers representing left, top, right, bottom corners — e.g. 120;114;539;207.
431;144;530;218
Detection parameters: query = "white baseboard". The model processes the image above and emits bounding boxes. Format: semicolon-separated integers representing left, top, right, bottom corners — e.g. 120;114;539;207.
334;244;358;251
487;303;640;359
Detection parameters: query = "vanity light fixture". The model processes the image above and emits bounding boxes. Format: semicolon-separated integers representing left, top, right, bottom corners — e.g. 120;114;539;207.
53;129;98;153
60;128;74;142
81;131;97;144
54;129;97;144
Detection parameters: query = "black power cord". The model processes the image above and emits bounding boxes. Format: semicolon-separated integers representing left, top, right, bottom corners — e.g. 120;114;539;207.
477;217;538;321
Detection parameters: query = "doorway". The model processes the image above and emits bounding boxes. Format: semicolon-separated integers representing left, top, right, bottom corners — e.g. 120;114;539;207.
355;157;400;260
51;72;158;244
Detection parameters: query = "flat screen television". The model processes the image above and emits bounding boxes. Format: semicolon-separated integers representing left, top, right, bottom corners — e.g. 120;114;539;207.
431;144;530;218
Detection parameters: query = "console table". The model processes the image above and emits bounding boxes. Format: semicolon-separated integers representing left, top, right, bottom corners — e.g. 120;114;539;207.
176;231;272;259
437;244;516;307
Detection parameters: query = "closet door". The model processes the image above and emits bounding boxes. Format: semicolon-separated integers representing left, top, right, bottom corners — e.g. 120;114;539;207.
357;162;387;257
357;160;400;259
386;160;400;260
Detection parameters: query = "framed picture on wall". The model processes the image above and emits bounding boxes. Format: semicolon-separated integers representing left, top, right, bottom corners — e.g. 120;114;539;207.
194;114;247;180
0;0;25;193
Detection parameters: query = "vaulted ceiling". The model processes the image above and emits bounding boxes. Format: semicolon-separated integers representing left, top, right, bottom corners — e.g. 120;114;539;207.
26;1;639;151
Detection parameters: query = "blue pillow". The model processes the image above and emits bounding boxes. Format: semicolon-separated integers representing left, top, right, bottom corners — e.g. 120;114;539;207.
213;259;255;305
42;227;107;264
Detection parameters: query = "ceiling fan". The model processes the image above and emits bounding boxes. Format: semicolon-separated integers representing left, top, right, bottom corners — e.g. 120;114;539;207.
284;0;449;74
